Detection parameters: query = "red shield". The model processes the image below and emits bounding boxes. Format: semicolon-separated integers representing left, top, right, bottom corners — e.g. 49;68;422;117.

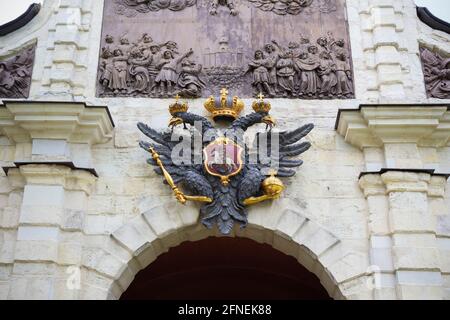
203;137;243;185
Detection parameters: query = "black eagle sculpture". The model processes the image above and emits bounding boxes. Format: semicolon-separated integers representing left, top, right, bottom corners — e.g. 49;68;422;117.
137;92;314;235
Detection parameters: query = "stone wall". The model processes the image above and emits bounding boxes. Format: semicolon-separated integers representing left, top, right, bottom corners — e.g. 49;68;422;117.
0;0;449;300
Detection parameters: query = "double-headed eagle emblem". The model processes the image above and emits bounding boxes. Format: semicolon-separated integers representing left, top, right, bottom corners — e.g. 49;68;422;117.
138;89;314;234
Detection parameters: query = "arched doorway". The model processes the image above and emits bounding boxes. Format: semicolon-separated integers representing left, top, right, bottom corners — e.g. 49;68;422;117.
121;237;331;300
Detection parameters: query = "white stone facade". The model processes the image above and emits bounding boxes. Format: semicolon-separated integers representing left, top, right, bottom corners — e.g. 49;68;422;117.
0;0;449;300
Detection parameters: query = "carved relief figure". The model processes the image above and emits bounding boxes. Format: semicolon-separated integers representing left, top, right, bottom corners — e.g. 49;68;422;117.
264;43;279;94
99;35;115;88
128;47;152;93
317;51;337;98
154;49;193;96
209;0;238;15
177;57;206;98
420;47;450;99
0;44;36;99
330;39;353;98
246;50;275;97
272;41;296;97
110;49;129;94
297;45;321;97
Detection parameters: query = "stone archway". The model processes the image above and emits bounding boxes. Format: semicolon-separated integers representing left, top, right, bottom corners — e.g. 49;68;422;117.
120;236;332;300
80;200;370;300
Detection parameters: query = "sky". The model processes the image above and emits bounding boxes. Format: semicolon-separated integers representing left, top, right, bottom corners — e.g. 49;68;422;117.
0;0;449;26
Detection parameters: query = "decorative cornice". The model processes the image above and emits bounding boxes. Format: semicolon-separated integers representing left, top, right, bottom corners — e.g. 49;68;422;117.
0;100;114;144
359;169;450;180
335;104;450;130
359;174;385;197
2;161;98;177
336;105;450;149
381;171;431;194
359;169;448;197
4;164;97;194
0;3;41;37
417;7;450;35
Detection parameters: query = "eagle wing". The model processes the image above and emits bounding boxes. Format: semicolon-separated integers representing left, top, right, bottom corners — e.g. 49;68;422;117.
137;122;213;198
250;123;314;177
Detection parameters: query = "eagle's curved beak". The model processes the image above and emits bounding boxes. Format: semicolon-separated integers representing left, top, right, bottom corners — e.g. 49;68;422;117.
169;117;184;128
262;115;276;129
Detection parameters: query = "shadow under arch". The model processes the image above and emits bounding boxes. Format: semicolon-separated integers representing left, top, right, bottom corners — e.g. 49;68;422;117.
120;236;333;300
82;202;357;300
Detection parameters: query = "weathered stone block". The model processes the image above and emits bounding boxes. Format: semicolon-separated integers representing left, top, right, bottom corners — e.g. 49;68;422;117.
393;247;440;270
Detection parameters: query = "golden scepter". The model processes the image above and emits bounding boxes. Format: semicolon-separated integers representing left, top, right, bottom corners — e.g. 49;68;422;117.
149;146;213;205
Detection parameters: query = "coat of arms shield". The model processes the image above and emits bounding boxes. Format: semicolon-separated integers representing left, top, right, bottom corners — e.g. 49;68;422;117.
203;137;244;185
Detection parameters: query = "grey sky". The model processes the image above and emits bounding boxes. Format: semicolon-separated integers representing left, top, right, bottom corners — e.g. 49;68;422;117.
0;0;449;26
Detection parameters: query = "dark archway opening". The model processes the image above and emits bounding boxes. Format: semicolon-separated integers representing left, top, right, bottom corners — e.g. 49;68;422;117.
121;237;332;300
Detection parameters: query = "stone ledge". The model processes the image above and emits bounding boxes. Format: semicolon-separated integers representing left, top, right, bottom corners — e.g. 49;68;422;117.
4;164;96;194
0;100;114;144
359;169;450;180
359;170;449;197
2;161;98;177
336;104;450;148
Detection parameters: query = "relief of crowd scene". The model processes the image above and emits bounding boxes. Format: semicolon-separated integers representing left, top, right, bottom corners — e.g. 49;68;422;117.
247;33;353;99
98;33;206;98
97;32;353;99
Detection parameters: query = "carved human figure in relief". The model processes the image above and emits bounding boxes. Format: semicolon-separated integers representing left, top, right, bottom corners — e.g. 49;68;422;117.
297;45;321;97
117;36;131;58
0;45;35;99
128;46;152;93
99;35;115;88
247;50;275;97
272;41;296;97
421;47;450;99
263;44;279;94
0;62;26;98
330;39;353;97
154;48;194;97
209;0;238;16
110;49;129;94
317;51;337;98
177;57;206;98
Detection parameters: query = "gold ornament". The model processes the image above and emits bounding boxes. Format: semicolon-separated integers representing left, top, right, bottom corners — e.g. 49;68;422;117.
243;170;285;206
252;92;272;113
148;146;213;205
169;94;189;116
204;88;244;121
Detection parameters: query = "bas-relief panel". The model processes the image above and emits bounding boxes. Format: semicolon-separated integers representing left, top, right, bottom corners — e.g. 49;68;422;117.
420;47;450;99
97;0;354;99
0;44;36;99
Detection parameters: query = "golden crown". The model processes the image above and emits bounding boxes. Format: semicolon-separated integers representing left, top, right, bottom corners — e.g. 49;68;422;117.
169;94;189;116
204;88;244;121
252;93;272;113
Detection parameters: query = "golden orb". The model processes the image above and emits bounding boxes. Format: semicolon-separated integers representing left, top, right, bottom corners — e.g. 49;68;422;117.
262;174;285;197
